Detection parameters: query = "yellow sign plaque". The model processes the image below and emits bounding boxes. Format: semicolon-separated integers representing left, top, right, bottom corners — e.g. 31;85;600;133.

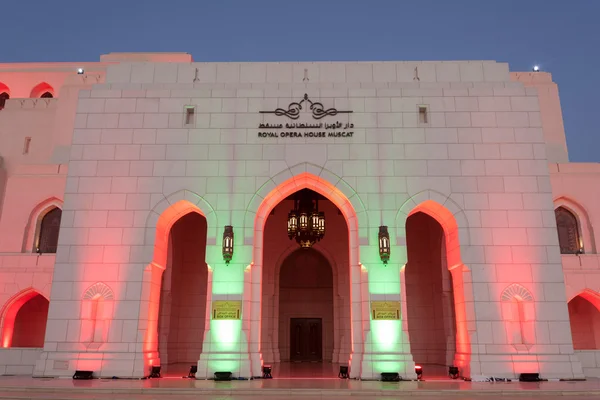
212;300;242;320
371;301;401;320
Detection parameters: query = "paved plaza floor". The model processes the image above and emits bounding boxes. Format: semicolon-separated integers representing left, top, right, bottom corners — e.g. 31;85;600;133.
1;374;600;399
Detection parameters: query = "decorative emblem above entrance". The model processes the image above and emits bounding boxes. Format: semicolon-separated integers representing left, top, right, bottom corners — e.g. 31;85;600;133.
260;93;352;120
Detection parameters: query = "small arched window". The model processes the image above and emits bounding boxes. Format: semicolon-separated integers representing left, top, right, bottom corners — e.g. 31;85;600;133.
40;92;53;98
555;207;581;254
0;92;9;110
37;207;62;253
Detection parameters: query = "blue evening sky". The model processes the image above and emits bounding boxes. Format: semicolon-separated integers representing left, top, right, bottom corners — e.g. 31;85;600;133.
1;0;598;162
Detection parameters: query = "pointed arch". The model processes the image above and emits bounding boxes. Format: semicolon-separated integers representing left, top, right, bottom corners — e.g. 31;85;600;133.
30;82;55;98
501;284;534;302
0;288;49;348
554;197;594;253
22;197;63;253
396;193;469;270
244;163;369;244
398;193;472;375
146;190;217;269
246;171;367;378
0;83;9;110
568;290;600;350
142;191;215;367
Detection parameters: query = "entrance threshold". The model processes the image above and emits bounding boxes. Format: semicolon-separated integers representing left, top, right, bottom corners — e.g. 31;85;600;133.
268;362;342;380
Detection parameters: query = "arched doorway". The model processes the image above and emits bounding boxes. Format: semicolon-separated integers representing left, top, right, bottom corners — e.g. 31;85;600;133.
157;212;209;375
568;295;600;349
260;188;352;377
405;211;457;377
1;291;49;348
279;249;333;362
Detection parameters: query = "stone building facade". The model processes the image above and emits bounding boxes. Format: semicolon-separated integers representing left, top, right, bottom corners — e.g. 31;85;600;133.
1;53;599;379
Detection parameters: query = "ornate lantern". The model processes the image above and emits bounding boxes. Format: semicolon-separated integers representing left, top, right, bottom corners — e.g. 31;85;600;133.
287;190;325;248
378;226;390;264
222;225;234;264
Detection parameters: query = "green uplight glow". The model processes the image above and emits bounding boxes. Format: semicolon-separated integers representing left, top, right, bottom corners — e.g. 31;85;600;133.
211;320;242;352
211;263;244;295
371;320;402;352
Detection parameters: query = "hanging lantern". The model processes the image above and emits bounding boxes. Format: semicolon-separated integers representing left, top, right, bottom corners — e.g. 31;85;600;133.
318;212;325;236
287;211;298;239
287;189;326;249
378;226;390;264
222;225;234;264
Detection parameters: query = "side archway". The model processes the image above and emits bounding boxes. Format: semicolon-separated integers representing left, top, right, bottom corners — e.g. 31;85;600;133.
397;195;473;376
141;193;215;371
0;289;49;348
246;171;367;378
568;290;600;350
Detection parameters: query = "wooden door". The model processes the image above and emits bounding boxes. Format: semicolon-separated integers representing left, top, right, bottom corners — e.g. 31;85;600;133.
290;318;322;362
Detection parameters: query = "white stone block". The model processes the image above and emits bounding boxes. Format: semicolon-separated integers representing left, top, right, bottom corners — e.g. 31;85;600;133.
481;128;515;143
474;144;500;159
435;63;460;82
459;63;484;82
346;63;373;82
455;97;479;111
488;193;523;210
485;160;519;176
496;112;529;127
478;97;511;112
266;64;293;83
373;63;396;83
482;63;509;82
471;112;497;128
405;144;448;159
510;96;540;112
445;112;471;127
427;160;461;176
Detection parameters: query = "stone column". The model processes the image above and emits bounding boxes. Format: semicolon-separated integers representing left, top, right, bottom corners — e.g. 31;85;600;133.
196;244;252;378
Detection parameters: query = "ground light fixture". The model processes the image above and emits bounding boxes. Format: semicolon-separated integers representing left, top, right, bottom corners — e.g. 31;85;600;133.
262;365;272;379
187;365;197;378
448;366;459;379
77;68;84;74
222;225;234;264
338;365;349;379
415;365;423;380
149;366;161;378
378;226;390;264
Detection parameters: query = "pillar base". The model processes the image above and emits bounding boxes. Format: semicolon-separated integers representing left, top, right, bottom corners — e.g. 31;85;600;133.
469;352;584;381
196;352;252;379
33;350;149;378
359;353;417;380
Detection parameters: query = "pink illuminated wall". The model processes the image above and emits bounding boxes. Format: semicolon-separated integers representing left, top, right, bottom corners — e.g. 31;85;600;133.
405;212;457;367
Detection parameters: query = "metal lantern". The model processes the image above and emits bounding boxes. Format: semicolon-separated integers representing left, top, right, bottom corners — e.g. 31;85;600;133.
287;190;326;249
287;211;298;239
378;226;390;264
222;225;234;264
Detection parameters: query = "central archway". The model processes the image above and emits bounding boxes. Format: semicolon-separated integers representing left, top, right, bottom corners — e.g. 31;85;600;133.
246;171;368;378
278;248;333;362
